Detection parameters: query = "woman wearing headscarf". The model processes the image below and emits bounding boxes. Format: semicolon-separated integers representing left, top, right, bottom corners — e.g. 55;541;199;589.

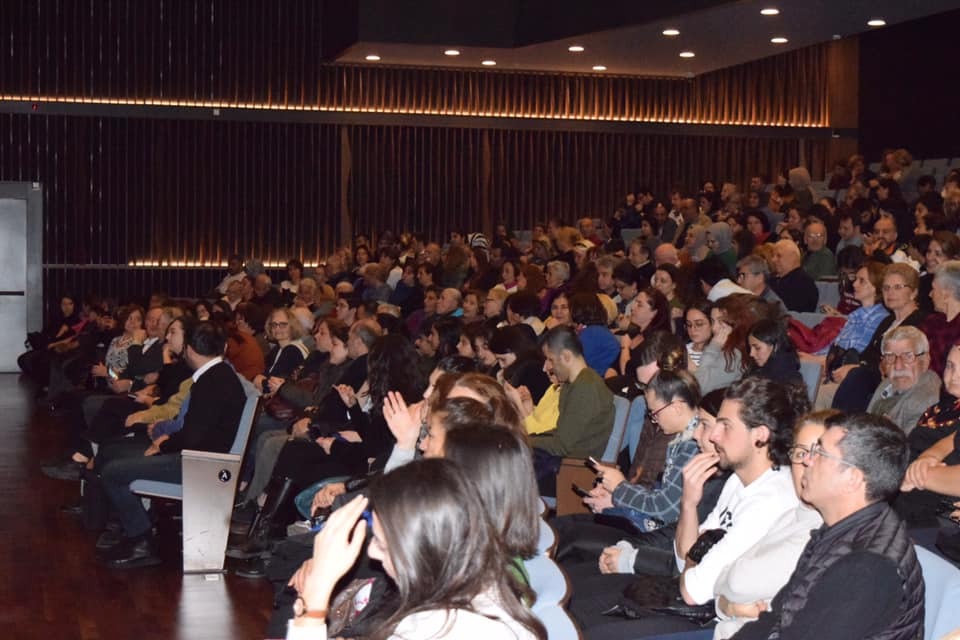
707;222;737;274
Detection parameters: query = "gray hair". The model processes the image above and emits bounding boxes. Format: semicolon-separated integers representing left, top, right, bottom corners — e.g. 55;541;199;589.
881;325;929;355
933;260;960;301
547;260;570;283
737;254;770;280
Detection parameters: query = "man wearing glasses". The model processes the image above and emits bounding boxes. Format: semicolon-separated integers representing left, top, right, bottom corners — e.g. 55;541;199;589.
732;413;923;640
866;326;941;433
735;255;786;312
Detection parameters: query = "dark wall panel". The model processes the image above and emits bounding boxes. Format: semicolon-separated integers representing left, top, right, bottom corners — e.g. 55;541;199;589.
346;126;484;241
0;114;341;266
0;112;826;322
488;130;828;230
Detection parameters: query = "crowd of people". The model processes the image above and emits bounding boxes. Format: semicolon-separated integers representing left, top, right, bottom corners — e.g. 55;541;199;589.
20;152;960;639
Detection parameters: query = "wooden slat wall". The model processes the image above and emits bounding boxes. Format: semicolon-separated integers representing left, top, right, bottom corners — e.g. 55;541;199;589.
0;114;341;266
1;0;831;127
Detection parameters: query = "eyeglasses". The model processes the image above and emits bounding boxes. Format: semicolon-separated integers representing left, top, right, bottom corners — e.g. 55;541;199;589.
880;351;926;365
685;320;709;329
268;321;290;329
647;401;675;424
882;283;910;292
805;442;856;468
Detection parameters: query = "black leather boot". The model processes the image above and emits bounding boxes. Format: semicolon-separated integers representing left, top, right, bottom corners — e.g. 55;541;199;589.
226;477;297;559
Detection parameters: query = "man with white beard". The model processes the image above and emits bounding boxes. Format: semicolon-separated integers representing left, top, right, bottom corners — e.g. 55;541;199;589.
866;326;941;434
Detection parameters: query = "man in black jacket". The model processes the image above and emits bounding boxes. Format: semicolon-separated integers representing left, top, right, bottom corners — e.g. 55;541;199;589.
95;322;247;569
733;413;924;640
769;239;819;312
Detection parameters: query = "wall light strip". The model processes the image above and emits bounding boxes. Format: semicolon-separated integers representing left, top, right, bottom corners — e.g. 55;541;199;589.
0;94;829;128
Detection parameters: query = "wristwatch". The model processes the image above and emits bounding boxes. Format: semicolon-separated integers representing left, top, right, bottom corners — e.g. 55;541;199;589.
293;596;327;621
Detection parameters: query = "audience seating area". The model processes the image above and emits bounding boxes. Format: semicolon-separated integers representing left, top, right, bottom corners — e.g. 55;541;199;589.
23;146;960;640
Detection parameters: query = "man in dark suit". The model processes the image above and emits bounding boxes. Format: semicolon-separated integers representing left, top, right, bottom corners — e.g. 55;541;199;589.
95;322;247;569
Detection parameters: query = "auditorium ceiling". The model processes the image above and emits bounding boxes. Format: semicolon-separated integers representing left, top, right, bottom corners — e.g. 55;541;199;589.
329;0;960;77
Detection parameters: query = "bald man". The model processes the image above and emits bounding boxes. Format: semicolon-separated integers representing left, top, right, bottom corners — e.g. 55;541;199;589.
653;243;681;268
770;239;819;312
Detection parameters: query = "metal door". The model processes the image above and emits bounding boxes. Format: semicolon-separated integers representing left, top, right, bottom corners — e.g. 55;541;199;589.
0;183;43;372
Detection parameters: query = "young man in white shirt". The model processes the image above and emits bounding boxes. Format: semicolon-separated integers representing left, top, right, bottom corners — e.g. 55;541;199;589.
676;377;810;605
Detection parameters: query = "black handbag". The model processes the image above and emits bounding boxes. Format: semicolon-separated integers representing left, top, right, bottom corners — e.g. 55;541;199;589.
603;574;716;625
603;528;727;625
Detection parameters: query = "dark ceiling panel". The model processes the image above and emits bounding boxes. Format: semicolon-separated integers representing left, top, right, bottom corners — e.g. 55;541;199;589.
513;0;731;45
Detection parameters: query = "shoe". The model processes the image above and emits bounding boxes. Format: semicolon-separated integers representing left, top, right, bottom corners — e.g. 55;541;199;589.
230;501;258;534
41;459;84;481
233;557;267;579
99;536;162;569
96;528;125;550
226;477;297;559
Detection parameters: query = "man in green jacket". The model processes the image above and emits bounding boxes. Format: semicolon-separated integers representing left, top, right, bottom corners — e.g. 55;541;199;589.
531;326;615;495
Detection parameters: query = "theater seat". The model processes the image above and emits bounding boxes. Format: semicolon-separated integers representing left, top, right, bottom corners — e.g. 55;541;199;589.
915;544;960;640
525;528;581;638
129;373;261;573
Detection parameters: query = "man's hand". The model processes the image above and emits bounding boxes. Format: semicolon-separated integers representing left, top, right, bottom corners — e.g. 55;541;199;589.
599;545;622;574
681;452;720;509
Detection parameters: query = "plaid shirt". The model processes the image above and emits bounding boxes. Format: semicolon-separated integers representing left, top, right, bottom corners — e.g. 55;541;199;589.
833;303;889;353
611;431;700;526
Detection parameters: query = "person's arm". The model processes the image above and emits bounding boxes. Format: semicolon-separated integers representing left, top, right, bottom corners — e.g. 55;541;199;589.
611;440;697;522
776;553;903;640
694;342;741;395
287;496;369;640
902;432;955;491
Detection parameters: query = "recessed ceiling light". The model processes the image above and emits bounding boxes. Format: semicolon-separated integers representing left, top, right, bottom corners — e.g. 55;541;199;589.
770;37;788;44
662;29;680;36
365;54;381;61
832;34;842;40
679;51;695;58
568;45;585;52
760;8;780;16
481;60;496;66
867;18;886;27
444;49;461;56
592;65;607;71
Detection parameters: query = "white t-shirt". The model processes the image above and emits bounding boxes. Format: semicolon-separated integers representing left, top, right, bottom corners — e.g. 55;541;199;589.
712;503;823;639
677;466;799;604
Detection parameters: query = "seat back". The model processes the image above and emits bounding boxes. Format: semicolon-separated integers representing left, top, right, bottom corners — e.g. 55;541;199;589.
601;395;631;463
230;374;262;456
798;357;823;405
537;517;557;556
916;545;960;640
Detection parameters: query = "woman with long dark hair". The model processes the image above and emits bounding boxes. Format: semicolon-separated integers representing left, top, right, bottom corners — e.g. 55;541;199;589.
617;287;672;375
288;459;545;639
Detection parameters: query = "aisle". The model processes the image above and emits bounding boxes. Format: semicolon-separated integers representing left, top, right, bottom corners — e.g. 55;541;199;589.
0;374;274;640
